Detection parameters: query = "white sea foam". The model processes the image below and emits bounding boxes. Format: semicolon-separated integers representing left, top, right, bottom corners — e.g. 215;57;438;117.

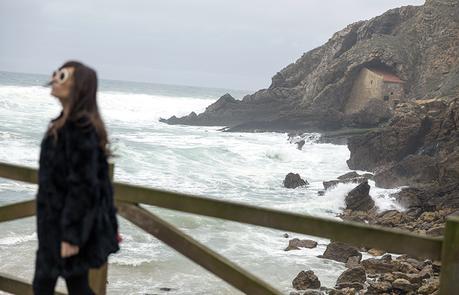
0;232;36;245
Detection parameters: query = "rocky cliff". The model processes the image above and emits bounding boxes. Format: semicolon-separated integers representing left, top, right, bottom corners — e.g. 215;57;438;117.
161;0;459;132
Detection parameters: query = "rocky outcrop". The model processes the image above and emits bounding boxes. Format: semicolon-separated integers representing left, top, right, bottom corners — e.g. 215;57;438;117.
161;0;459;133
339;207;456;236
347;97;459;197
345;181;375;211
283;173;309;189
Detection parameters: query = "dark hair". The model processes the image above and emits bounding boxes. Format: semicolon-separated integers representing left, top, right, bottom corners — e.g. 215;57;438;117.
47;61;112;158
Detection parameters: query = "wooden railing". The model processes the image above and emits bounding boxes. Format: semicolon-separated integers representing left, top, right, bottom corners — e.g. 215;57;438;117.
0;162;457;294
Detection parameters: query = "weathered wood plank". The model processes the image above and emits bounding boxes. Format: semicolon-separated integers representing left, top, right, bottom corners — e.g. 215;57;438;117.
114;182;443;260
117;202;282;295
0;162;37;184
0;199;35;222
0;272;66;295
439;215;459;294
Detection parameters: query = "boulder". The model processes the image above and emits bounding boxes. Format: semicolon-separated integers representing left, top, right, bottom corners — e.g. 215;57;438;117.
285;238;318;251
362;258;399;274
292;270;321;290
323;177;367;191
345;256;361;269
284;173;309;189
319;242;362;263
345;181;375;211
336;266;366;286
392;278;416;292
337;171;361;180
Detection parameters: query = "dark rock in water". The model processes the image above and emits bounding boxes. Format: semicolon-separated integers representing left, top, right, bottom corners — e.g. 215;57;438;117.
336;267;366;286
285;238;318;251
296;140;305;150
338;171;361;180
319;242;362;263
317;190;326;196
345;181;375;211
322;171;372;190
292;270;321;290
284;173;308;188
323;180;340;190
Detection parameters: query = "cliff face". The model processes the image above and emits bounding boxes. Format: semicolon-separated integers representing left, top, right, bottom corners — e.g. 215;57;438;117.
161;0;459;132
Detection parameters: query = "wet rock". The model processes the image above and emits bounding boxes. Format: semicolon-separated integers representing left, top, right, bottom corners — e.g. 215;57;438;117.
368;248;385;256
374;154;440;189
344;181;375;211
392;278;416;292
362;258;398;274
381;254;392;262
345;256;361;268
292;270;321;290
366;281;392;294
284;173;309;189
285;238;318;251
335;282;364;291
322;176;368;191
319;242;362;263
336;266;366;286
417;277;439;294
296;140;306;150
337;172;361;180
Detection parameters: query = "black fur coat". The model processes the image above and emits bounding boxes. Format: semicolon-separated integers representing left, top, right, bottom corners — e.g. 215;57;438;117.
35;113;119;278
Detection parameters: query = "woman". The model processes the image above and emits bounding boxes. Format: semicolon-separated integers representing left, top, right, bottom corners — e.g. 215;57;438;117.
33;61;120;294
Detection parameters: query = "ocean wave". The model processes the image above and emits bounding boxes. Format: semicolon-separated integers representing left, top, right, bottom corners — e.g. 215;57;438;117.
0;232;36;245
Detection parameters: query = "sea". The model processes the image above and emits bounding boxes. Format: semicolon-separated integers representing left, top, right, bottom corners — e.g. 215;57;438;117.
0;71;403;294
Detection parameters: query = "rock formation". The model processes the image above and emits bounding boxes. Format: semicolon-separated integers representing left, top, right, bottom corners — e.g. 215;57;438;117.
161;0;459;134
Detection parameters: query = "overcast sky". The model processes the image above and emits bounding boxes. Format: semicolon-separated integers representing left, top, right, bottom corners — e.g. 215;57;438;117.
1;0;424;90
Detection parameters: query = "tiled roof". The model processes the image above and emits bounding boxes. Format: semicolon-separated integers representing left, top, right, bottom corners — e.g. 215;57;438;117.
369;68;405;84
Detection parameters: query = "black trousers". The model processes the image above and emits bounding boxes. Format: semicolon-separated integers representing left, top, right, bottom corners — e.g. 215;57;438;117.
32;269;95;295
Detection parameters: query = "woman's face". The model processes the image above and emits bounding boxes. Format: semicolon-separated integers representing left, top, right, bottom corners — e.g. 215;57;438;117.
50;67;75;102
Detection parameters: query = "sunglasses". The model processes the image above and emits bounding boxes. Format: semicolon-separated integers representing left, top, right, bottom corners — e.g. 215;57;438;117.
52;68;71;85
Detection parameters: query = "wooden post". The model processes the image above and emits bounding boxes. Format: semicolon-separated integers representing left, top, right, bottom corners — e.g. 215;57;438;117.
439;215;459;294
89;162;114;295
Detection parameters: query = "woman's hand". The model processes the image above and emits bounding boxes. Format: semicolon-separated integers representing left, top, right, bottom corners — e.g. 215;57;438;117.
61;241;80;258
